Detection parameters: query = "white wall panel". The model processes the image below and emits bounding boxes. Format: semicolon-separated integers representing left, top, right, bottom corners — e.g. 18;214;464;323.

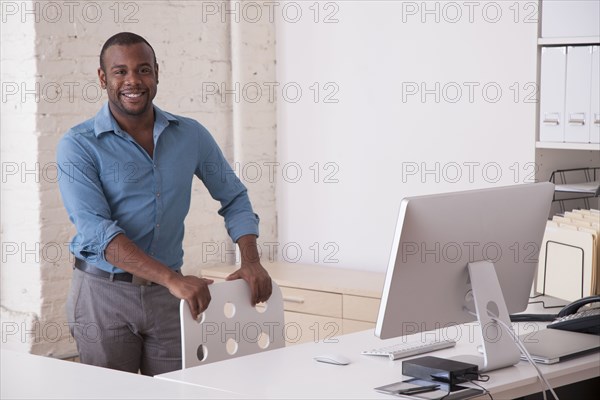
276;1;538;271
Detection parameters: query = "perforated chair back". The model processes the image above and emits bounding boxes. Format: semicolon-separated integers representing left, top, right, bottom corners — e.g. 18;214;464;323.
180;279;285;368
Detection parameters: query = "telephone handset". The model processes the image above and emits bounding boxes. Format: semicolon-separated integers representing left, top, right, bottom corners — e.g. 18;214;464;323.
547;295;600;335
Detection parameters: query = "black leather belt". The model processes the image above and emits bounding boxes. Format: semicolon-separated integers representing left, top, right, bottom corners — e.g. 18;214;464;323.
74;258;155;286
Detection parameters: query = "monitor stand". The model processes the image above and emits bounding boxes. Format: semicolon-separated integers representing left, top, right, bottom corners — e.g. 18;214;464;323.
453;260;521;372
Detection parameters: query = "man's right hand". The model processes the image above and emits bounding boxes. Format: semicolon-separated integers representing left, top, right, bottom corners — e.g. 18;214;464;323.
103;234;213;319
166;274;214;319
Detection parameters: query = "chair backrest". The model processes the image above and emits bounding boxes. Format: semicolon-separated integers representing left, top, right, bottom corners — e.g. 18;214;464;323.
180;279;285;368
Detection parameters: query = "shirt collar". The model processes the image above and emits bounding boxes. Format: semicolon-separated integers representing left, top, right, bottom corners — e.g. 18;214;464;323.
93;102;179;138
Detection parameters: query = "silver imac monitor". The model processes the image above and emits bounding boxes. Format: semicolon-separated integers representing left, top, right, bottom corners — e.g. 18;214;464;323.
375;182;555;371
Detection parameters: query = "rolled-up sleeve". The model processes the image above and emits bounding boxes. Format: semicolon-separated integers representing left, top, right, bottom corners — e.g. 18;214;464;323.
195;131;259;243
57;133;125;267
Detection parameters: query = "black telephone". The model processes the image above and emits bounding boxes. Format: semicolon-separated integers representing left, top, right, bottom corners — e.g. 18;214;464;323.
547;295;600;335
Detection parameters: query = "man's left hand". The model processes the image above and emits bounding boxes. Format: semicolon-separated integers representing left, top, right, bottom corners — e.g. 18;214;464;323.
226;262;273;306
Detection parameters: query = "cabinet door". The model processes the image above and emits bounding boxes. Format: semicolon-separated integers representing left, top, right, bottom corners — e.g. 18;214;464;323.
591;46;600;144
565;46;593;143
539;47;566;142
343;319;375;335
283;311;343;345
279;287;342;318
343;295;380;323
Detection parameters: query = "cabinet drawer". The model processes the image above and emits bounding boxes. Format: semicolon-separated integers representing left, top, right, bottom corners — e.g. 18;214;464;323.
343;319;375;335
284;311;343;345
280;287;342;318
343;295;380;323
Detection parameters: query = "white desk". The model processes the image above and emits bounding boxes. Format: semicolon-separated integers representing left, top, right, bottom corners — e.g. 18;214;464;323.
0;349;243;399
157;324;600;399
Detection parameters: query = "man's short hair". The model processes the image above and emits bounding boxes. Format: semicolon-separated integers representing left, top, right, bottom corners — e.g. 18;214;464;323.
99;32;157;71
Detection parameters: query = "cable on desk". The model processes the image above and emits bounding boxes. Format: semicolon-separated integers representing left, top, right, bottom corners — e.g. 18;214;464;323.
528;294;567;309
465;378;493;400
492;317;560;400
464;373;489;383
509;313;557;322
463;308;559;400
511;297;568;321
457;372;493;399
438;374;492;400
527;300;567;310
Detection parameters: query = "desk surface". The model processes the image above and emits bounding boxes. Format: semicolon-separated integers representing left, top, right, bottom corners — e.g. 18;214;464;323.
0;349;243;399
157;324;600;399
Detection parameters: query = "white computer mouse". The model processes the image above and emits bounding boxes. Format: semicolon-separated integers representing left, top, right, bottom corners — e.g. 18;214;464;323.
313;353;351;365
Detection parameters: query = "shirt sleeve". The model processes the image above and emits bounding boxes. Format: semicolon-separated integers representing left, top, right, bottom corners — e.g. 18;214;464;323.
56;133;125;267
194;129;260;243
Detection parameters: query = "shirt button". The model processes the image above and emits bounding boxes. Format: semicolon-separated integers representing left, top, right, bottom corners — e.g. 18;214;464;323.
153;164;157;168
156;224;160;228
150;252;155;256
156;192;160;197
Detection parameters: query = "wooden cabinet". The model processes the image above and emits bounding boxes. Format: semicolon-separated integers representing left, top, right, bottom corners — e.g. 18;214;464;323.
280;286;342;318
200;262;384;345
283;312;343;345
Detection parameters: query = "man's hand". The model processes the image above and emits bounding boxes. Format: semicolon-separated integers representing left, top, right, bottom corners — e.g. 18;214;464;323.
226;262;272;306
104;234;213;319
166;273;214;319
229;235;273;305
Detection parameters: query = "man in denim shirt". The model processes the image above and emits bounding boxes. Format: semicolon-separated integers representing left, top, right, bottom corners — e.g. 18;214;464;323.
57;32;272;375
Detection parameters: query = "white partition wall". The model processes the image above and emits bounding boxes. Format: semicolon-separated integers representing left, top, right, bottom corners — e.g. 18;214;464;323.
275;1;538;271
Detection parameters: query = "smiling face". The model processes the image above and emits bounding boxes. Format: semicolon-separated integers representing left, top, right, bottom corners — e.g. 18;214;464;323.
98;42;158;122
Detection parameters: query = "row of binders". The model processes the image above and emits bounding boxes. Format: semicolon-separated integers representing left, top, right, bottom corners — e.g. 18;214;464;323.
539;45;600;144
536;209;600;302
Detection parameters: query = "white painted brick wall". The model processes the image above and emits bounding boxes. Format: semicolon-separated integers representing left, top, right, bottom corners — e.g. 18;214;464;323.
1;0;43;352
231;2;278;261
2;0;277;357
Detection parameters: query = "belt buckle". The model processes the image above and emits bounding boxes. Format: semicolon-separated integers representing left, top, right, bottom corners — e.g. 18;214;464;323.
131;275;152;286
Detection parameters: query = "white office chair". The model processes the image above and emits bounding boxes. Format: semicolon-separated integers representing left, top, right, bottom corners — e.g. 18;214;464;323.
180;279;285;368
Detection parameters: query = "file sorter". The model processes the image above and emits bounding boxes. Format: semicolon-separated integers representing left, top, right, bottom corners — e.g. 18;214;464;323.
536;210;600;302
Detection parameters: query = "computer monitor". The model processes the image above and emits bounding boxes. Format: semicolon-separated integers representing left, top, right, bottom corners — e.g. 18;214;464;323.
375;182;555;371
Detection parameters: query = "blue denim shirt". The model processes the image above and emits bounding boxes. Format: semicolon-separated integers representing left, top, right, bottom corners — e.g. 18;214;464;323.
57;103;259;273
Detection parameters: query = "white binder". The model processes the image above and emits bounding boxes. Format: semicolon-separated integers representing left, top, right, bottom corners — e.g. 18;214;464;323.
565;46;593;144
539;47;566;143
591;46;600;144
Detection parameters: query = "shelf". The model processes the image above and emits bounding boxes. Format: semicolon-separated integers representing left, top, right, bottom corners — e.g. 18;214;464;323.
536;142;600;151
555;181;600;195
550;168;600;211
538;37;600;45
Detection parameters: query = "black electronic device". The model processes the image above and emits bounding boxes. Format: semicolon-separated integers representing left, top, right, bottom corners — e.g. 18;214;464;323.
402;356;479;386
547;295;600;335
374;378;486;399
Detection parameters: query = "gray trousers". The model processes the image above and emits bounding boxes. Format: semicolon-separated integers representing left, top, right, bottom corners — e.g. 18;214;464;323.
66;268;181;376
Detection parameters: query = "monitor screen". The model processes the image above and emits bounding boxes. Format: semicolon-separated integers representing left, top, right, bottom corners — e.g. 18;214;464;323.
375;183;555;341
